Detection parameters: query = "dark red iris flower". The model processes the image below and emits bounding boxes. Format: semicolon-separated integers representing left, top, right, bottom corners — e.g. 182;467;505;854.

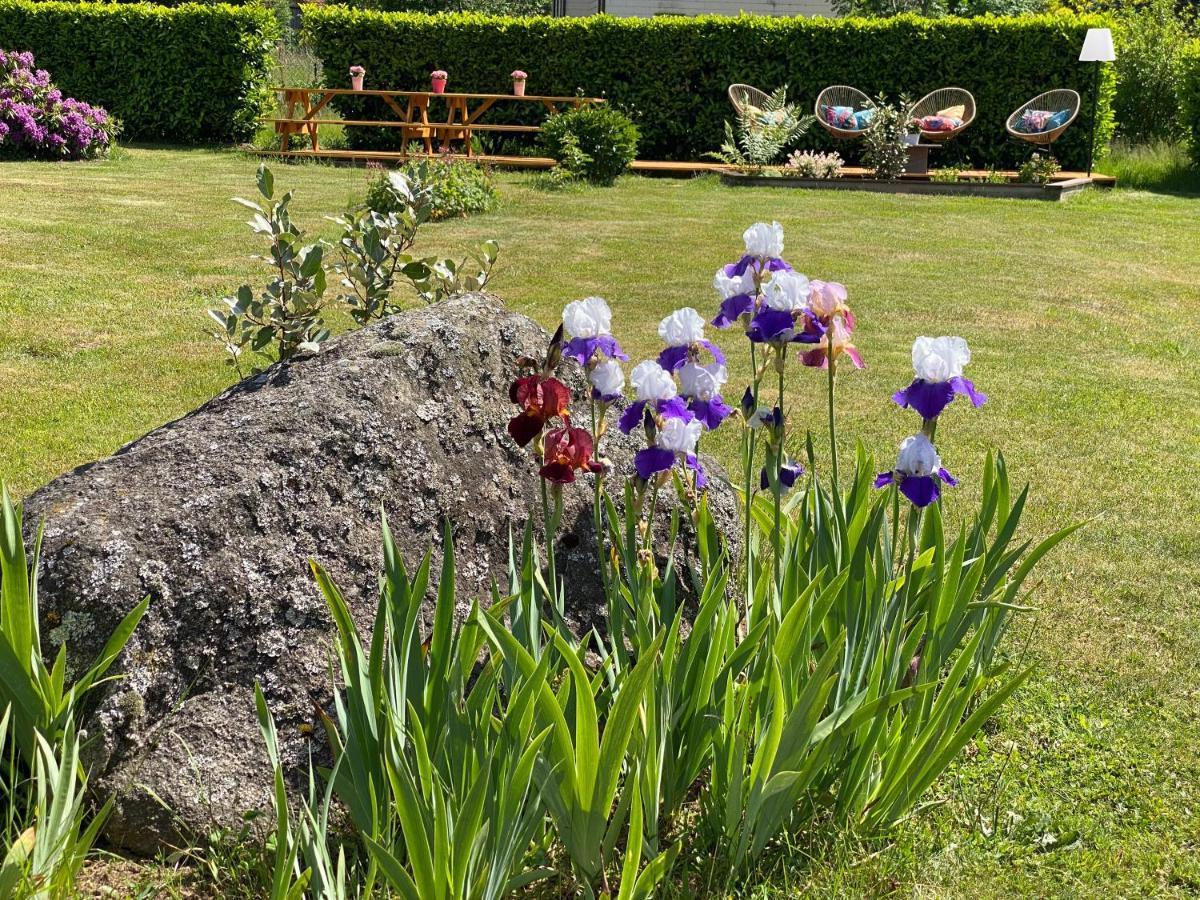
507;374;571;446
539;425;602;484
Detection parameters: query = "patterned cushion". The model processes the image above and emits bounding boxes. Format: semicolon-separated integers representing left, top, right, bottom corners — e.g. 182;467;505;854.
1018;109;1054;133
853;108;875;129
822;105;858;129
1047;108;1072;129
916;114;962;132
743;104;788;127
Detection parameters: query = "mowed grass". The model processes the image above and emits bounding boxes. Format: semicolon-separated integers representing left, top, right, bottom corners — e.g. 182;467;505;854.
2;148;1200;897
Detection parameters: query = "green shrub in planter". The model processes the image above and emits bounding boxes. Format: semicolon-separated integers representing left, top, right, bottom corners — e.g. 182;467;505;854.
862;95;911;182
540;106;638;186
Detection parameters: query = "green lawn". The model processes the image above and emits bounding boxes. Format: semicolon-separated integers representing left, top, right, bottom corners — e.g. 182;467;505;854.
3;148;1200;897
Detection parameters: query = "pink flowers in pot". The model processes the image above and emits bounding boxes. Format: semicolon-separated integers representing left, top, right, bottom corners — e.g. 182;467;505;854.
511;69;528;96
349;65;365;91
431;69;448;94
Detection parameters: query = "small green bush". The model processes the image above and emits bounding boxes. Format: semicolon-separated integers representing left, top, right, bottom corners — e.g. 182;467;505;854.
1017;151;1061;184
1112;0;1195;144
366;156;498;219
0;0;277;143
1182;39;1200;165
540;106;638;186
862;95;911;182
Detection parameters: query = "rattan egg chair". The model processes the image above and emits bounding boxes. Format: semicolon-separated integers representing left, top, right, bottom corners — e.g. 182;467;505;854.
910;87;976;143
814;85;876;140
1006;89;1081;148
728;83;770;118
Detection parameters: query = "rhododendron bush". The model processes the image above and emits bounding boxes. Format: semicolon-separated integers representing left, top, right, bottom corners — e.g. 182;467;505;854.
0;49;114;159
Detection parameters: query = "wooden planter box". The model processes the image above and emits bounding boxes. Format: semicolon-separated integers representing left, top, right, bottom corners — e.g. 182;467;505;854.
720;171;1095;201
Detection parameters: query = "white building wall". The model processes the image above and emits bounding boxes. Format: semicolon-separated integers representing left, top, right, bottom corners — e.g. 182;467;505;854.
597;0;834;17
562;0;600;14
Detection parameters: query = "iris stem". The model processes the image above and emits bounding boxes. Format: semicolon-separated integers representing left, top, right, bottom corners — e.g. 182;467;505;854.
827;350;839;495
743;340;758;631
773;353;785;608
590;402;606;578
540;478;561;618
890;481;901;575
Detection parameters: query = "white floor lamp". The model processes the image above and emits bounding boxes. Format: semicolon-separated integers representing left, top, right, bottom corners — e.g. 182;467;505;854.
1079;27;1115;178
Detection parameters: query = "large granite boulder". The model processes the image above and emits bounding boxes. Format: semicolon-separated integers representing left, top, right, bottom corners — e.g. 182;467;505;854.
23;293;737;854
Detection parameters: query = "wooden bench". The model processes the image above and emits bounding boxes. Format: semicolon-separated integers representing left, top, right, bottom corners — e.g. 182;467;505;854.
266;87;606;156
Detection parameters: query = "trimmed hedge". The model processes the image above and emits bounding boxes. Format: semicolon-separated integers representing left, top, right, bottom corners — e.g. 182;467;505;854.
302;9;1116;169
1183;40;1200;166
21;0;260;4
0;0;277;142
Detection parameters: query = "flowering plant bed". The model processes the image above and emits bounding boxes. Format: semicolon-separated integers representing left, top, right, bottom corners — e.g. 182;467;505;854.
720;168;1104;200
0;49;115;159
235;220;1080;897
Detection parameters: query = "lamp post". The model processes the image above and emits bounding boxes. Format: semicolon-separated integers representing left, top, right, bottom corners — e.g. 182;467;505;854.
1079;27;1115;178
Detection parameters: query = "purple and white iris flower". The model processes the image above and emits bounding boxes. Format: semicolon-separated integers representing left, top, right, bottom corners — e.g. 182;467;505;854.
678;361;733;430
657;307;726;371
892;336;986;421
724;221;794;279
618;360;691;434
747;405;783;433
760;458;805;492
635;416;706;486
712;266;758;329
588;358;625;403
746;270;824;346
874;433;959;508
561;297;628;366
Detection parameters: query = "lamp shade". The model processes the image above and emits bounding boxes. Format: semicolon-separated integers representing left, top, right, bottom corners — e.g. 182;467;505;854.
1079;28;1116;62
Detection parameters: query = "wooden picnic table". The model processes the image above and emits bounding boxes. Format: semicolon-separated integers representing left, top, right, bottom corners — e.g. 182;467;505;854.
268;87;606;156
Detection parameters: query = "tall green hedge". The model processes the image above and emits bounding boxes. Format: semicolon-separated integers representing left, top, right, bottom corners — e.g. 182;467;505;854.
1182;40;1200;166
0;0;278;142
301;9;1116;169
19;0;259;5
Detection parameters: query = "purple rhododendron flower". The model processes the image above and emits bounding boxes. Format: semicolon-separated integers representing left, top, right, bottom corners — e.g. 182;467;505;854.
0;49;114;159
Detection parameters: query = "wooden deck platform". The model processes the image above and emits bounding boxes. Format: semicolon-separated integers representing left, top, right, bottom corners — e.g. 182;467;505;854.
242;147;1116;186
